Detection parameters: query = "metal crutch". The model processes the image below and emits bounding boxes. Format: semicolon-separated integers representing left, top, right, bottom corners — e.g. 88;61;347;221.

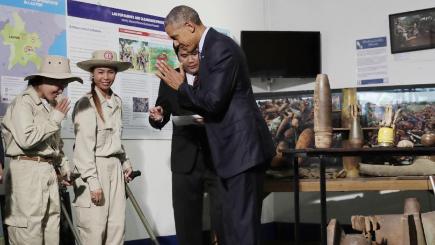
58;173;83;245
127;171;160;245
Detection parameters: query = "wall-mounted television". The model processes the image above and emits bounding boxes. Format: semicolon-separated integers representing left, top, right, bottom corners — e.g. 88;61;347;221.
240;31;321;78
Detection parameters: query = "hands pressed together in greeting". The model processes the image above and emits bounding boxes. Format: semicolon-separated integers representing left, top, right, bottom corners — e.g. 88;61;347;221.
155;60;185;90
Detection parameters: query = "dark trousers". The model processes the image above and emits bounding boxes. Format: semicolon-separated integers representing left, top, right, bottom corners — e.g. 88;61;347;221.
172;151;223;245
219;163;267;245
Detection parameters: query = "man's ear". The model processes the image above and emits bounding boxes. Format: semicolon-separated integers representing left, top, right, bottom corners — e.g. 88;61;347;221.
184;21;195;33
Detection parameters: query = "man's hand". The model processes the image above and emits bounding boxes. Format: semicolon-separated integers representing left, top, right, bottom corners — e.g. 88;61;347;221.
155;60;185;90
193;116;205;125
0;165;3;184
149;106;164;122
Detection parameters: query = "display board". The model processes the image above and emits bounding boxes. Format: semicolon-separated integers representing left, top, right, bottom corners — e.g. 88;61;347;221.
0;0;176;139
0;0;67;115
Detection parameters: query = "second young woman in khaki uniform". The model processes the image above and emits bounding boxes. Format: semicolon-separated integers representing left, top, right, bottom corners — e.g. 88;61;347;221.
72;50;133;245
1;56;82;245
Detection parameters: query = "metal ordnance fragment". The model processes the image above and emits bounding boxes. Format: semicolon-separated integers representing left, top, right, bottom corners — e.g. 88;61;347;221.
328;198;435;245
314;74;333;148
341;88;358;129
342;104;364;178
359;157;435;176
348;104;364;148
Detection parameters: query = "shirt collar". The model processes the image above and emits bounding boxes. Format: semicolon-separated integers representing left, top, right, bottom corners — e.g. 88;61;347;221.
199;27;210;54
94;87;119;109
94;87;107;105
24;86;43;105
186;73;195;86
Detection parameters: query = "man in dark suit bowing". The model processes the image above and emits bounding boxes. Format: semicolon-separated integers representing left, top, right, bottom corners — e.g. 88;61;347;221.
156;5;275;245
149;46;222;245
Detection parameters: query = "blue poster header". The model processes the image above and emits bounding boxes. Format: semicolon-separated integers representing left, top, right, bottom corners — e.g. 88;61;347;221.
67;0;165;32
359;78;386;85
0;0;65;15
356;37;387;50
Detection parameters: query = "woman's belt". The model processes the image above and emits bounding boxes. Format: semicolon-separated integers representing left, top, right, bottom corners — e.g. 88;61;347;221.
13;156;53;163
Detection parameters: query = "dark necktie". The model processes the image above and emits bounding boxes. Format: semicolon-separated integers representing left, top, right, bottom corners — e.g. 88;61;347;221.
193;74;200;88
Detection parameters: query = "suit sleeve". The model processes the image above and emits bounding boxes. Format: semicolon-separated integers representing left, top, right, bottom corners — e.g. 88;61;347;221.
178;41;238;118
149;80;172;129
0;130;4;167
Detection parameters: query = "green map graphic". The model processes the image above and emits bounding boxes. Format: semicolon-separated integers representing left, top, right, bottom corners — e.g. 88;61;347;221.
0;12;42;70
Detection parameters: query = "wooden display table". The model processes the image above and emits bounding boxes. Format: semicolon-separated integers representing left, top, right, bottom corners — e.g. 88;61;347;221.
264;176;433;192
281;146;435;245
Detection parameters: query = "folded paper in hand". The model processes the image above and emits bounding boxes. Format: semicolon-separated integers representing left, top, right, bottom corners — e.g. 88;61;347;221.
172;115;203;126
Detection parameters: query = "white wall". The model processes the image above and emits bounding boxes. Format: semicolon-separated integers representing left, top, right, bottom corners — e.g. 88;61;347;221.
62;0;273;241
265;0;435;224
252;0;435;93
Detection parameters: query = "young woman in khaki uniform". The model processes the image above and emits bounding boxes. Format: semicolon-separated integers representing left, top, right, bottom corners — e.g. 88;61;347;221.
72;50;133;245
1;56;83;245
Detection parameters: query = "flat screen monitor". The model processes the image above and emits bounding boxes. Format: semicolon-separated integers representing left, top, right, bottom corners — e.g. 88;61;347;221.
240;31;321;78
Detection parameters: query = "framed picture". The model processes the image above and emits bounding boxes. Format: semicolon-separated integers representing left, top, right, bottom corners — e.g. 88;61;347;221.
389;7;435;54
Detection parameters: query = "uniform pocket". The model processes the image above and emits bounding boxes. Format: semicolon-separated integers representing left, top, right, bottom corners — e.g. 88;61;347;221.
4;216;28;228
96;126;112;148
10;162;35;190
72;178;92;208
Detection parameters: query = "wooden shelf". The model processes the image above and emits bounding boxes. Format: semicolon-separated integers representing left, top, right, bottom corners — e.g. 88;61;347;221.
333;127;379;131
264;177;433;192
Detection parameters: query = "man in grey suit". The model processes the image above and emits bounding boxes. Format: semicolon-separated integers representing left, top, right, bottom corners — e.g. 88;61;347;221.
156;5;275;245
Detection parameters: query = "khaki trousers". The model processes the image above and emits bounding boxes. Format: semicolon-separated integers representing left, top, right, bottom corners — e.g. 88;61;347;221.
73;157;126;245
4;159;60;245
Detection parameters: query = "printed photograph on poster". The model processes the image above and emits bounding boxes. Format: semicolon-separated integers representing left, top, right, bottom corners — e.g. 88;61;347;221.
132;97;149;112
147;42;178;73
389;7;435;54
119;38;150;72
119;37;178;74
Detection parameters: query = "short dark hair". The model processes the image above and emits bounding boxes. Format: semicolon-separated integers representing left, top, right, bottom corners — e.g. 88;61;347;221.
173;43;179;56
28;76;43;86
165;5;202;27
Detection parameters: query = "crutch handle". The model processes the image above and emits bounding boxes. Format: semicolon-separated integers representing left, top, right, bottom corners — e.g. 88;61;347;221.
129;170;141;180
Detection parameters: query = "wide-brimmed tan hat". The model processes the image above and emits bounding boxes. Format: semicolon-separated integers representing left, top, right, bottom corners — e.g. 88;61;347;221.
24;56;83;83
77;50;132;72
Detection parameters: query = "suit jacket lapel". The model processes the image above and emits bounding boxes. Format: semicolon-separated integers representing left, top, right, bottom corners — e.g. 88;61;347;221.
200;28;218;65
